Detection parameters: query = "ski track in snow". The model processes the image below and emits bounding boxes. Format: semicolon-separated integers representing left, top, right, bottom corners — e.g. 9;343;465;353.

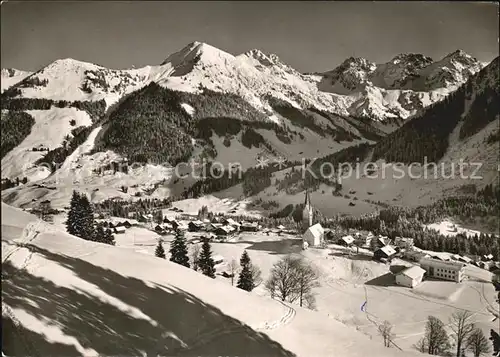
167;298;296;354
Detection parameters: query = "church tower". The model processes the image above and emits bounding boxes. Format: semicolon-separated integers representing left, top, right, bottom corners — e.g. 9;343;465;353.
302;190;313;232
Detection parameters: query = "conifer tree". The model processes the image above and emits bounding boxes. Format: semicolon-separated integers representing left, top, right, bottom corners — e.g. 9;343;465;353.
237;250;254;291
66;190;95;240
92;225;115;245
169;231;190;267
66;191;83;237
79;193;96;240
101;228;116;246
198;239;215;278
155;240;166;258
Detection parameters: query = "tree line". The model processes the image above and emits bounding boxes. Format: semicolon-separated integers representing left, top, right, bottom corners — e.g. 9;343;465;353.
1;111;35;159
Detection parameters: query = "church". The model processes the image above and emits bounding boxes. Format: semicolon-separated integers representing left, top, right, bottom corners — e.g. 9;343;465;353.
302;190;324;248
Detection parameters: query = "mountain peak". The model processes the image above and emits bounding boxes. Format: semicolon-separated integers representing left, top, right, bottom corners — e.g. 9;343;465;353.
243;49;289;68
161;41;234;67
390;53;433;67
442;49;477;63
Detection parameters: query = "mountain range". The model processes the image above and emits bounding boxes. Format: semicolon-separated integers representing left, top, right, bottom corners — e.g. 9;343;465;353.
1;41;498;215
1;42;487;121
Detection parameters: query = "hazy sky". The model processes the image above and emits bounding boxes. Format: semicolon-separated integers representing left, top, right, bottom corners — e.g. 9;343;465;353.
1;1;498;72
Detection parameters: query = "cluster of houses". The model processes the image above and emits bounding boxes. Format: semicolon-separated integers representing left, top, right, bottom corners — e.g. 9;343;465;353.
99;220;132;234
153;215;271;239
298;193;497;290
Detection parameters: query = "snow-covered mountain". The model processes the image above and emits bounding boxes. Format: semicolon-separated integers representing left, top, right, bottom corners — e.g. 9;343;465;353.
318;50;485;120
2;42;486;121
1;42;496;211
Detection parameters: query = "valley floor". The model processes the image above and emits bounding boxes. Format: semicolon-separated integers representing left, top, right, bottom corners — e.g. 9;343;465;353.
63;214;498;353
2;204;419;357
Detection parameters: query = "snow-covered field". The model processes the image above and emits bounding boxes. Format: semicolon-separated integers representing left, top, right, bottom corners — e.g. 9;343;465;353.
64;218;496;354
1;203;420;356
1;108;93;180
425;219;482;238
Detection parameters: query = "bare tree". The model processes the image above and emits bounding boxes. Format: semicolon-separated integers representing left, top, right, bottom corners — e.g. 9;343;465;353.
425;315;450;355
295;259;320;308
378;320;395;348
227;259;239;286
190;243;201;271
264;255;319;309
251;265;263;289
265;255;300;302
450;310;475;357
414;337;428;353
467;328;490;357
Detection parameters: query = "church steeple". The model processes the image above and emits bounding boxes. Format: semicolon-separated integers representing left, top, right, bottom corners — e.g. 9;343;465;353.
304;190;311;206
302;189;313;232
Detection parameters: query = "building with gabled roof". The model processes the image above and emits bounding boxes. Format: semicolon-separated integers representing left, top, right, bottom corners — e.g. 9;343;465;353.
303;223;324;247
339;235;355;247
395;266;426;288
374;245;397;261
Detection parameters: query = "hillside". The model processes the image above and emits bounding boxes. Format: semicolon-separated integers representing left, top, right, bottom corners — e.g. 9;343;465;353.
1;202;418;357
372;56;499;165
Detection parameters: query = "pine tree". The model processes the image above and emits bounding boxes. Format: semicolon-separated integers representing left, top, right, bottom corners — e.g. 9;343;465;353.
198;239;215;278
101;228;115;246
237;250;254;291
66;190;95;240
169;231;190;267
66;191;83;237
79;193;96;240
155;240;166;258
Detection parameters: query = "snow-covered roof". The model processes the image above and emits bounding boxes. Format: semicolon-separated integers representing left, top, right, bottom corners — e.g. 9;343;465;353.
217;226;234;233
399;266;426;280
378;245;396;256
341;235;355;244
420;258;465;271
115;226;126;232
277;225;285;230
459;256;473;263
305;223;324;238
225;218;240;226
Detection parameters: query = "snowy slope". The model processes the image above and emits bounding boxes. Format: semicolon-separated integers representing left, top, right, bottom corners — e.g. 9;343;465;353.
1;108;93;181
1;68;33;92
1;203;418;356
5;59;155;109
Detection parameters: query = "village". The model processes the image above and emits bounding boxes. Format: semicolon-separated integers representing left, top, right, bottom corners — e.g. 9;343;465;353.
17;189;500;352
89;190;500;291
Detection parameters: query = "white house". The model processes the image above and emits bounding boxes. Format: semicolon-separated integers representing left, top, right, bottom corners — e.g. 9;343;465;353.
303;223;324;247
419;258;465;283
395;266;426;288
